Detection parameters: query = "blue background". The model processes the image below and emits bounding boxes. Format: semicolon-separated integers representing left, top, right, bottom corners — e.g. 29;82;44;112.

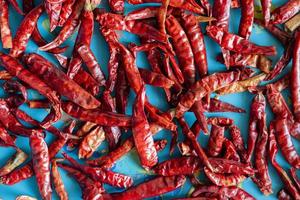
0;0;299;199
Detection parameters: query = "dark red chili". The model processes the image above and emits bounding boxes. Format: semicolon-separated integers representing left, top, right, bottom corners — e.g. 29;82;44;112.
291;30;300;121
207;125;225;157
0;0;12;49
271;0;300;24
239;0;254;39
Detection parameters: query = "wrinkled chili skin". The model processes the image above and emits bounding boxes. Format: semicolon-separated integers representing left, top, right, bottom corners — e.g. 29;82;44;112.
291;30;300;121
24;53;101;110
271;0;300;24
0;148;28;176
109;0;124;13
51;159;68;200
207;125;225;157
274;118;300;169
0;163;34;185
229;125;247;161
180;13;208;77
30;132;52;200
261;0;271;25
10;5;44;58
206;25;277;56
115;66;130;114
110;175;186;200
239;0;254;39
223;139;241;162
209;158;255;175
45;1;62;32
132;87;158;169
166;15;195;86
204;167;246;186
0;0;12;49
58;0;75;27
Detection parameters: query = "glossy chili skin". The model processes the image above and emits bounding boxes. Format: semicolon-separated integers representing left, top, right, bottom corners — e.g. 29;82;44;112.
139;68;174;88
229;125;247;162
24;53;101;110
39;0;85;51
238;0;254;39
30;132;52;200
204;167;246;186
51;159;68;200
58;0;75;26
261;0;271;25
291;30;300;121
271;0;300;24
165;15;195;86
0;0;12;49
180;12;208;77
207;125;225;157
132;87;157;169
45;1;62;32
223;139;241;162
10;5;44;58
110;175;186;200
206;25;277;56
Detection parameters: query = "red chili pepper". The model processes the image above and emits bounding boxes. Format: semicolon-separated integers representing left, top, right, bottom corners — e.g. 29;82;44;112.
239;0;254;39
261;0;271;25
229;125;247;162
274;118;300;169
115;66;130;114
291;30;300;121
9;5;44;58
206;98;246;113
109;0;124;13
44;1;62;32
210;158;255;175
166;15;195;86
204;167;246;186
207;125;225;157
0;148;28;176
0;124;16;147
132;87;158;169
51;159;68;200
269;123;300;199
191;100;208;134
39;0;85;51
207;25;277;56
223;139;241;162
30;132;52;200
138;68;174;88
180;12;208;77
271;0;300;24
58;0;75;26
110;175;186;200
0;163;33;185
0;0;12;49
24;53;101;109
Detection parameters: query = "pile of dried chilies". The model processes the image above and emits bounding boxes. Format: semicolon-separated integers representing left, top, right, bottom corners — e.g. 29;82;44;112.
0;0;299;199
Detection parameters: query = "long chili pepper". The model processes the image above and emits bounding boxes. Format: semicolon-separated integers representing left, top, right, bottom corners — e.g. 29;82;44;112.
176;70;240;117
51;159;68;200
0;148;28;176
0;163;33;185
157;0;169;34
67;9;94;79
206;98;246;113
24;53;101;109
290;167;300;191
212;0;231;67
223;139;241;162
252;94;272;195
138;68;174;88
207;117;234;127
180;12;208;77
191;185;255;199
62;101;131;127
210;158;255;175
178;117;213;171
269;123;300;199
271;0;300;24
0;0;12;49
229;125;247;161
9;5;44;58
166;15;195;86
39;0;85;51
274;118;300;169
191;100;208;134
204;167;246;186
125;7;162;21
58;0;75;26
154;157;202;176
57;163;104;200
78;126;105;159
291;30;300;121
239;0;254;39
44;1;62;32
206;25;277;56
109;175;186;200
132;87;158;169
29;132;52;200
261;0;271;25
207;125;225;157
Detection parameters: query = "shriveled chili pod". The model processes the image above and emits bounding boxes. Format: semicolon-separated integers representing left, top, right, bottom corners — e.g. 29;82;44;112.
139;68;174;88
223;139;241;162
30;131;52;200
291;30;300;121
115;66;130;114
204;167;247;186
0;148;28;176
0;0;12;48
271;0;300;24
51;159;68;200
45;1;62;32
239;0;254;38
58;0;75;27
261;0;271;25
207;125;225;157
0;162;34;185
206;98;246;113
210;158;255;175
229;125;247;161
78;126;105;159
109;175;186;200
0;125;16;147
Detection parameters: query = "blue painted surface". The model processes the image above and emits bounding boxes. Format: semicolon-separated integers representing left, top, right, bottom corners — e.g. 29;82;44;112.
0;0;299;199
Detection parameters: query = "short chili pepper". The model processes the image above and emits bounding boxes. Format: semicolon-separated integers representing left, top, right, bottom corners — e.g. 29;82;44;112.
0;0;12;49
271;0;300;24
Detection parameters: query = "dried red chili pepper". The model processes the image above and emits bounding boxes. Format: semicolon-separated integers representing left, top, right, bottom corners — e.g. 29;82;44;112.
269;123;300;199
0;148;28;176
274;118;300;169
45;1;62;32
9;5;44;58
210;158;255;175
271;0;300;24
78;126;105;159
192;185;255;199
207;125;225;157
204;167;246;186
207;117;234;127
191;100;208;134
154;157;201;176
223;139;241;162
0;0;12;49
109;175;186;200
115;66;130;114
207;25;277;56
132;87;157;169
30;132;52;200
138;68;174;88
0;124;16;147
58;0;75;26
291;30;300;121
180;12;208;77
39;0;85;51
239;0;254;39
108;0;124;13
0;162;33;185
229;125;247;161
261;0;271;25
290;167;300;191
51;159;68;200
205;98;245;113
24;53;101;109
166;15;195;86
